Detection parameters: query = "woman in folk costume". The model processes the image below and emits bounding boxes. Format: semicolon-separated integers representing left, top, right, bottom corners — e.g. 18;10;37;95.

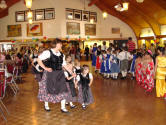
155;47;166;99
129;50;137;79
135;52;143;85
37;39;70;113
95;45;102;73
142;50;154;92
76;65;94;110
110;50;120;80
92;43;97;67
105;49;111;78
64;55;77;108
118;48;133;79
100;50;107;77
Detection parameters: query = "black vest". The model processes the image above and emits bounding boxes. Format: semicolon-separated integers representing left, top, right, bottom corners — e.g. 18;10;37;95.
79;73;90;86
75;67;81;75
49;50;63;70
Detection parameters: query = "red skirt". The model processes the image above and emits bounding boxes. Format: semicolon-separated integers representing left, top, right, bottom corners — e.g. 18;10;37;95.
96;56;101;70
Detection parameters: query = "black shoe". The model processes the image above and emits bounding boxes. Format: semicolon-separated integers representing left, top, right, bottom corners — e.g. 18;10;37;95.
70;105;76;109
44;106;51;112
66;103;69;106
61;109;69;113
121;77;124;79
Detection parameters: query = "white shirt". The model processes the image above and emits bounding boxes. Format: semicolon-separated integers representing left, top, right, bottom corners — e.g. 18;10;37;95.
76;73;93;81
118;51;133;61
101;45;107;51
38;49;66;66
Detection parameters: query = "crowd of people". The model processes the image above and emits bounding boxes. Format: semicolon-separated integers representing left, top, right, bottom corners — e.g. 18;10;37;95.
91;38;166;98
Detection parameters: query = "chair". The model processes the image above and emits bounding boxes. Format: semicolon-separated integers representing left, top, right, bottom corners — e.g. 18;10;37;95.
14;60;23;82
5;64;19;95
0;70;9;121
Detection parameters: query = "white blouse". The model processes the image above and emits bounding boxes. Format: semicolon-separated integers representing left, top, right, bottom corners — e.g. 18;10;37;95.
76;73;93;81
38;49;66;66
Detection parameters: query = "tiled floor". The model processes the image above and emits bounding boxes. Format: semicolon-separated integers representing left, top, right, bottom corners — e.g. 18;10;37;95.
1;61;166;125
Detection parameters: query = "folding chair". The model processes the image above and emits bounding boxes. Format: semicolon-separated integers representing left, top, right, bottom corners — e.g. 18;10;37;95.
0;70;9;121
5;64;19;95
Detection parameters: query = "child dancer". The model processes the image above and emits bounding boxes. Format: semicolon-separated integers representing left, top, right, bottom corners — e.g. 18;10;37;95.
130;50;137;79
100;50;107;77
135;52;143;85
110;50;120;79
142;50;154;92
64;55;77;108
118;48;133;79
95;46;102;73
105;49;111;78
76;65;94;109
74;59;81;76
155;47;166;99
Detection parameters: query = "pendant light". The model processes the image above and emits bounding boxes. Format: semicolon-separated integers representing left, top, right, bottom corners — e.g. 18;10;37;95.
123;2;129;11
0;0;7;9
25;0;32;9
28;19;33;24
27;10;33;19
136;0;144;3
102;12;108;19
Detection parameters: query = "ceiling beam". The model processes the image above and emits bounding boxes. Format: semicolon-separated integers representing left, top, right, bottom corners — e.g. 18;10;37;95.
88;0;99;6
95;1;141;37
151;0;166;10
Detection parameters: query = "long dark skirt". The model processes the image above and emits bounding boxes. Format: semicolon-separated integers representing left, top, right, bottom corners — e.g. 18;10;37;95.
38;71;68;103
65;82;77;103
78;84;94;105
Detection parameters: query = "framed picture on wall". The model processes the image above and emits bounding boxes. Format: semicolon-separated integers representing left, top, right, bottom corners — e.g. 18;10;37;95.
66;22;80;35
74;9;82;21
66;8;74;20
27;23;43;36
85;24;96;36
112;28;120;34
15;11;25;22
35;9;45;21
25;10;35;22
7;24;22;37
45;8;55;20
82;11;90;21
89;12;97;22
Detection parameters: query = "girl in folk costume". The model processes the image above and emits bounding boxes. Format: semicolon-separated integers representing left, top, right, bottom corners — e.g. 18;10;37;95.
155;47;166;99
76;65;94;109
95;45;102;73
92;43;97;67
135;52;143;85
142;50;154;92
100;50;107;77
64;55;77;108
118;48;133;79
110;50;120;80
105;49;111;78
37;39;70;113
129;50;137;79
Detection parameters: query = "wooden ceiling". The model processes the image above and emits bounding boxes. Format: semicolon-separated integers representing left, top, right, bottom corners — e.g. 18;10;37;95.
89;0;166;38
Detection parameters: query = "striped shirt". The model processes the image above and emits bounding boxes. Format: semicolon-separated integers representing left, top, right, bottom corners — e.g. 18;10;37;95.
127;41;135;52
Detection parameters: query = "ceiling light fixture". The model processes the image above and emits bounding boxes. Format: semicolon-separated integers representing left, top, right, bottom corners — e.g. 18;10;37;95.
136;0;144;3
0;0;7;9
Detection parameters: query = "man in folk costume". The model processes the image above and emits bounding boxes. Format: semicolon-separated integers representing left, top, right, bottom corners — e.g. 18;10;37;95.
37;38;71;113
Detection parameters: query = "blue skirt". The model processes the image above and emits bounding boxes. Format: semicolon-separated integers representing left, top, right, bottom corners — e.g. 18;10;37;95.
100;62;106;73
92;55;96;66
130;59;136;73
106;60;111;73
111;63;120;73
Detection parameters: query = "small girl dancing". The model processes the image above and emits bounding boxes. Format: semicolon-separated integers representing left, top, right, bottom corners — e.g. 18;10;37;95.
64;55;77;108
76;65;94;110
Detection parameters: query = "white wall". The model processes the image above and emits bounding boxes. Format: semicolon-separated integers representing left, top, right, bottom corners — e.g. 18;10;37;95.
0;0;136;42
140;28;155;37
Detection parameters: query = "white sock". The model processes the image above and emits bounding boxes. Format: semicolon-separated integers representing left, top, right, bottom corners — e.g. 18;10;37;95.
70;102;74;106
61;99;66;110
44;102;49;109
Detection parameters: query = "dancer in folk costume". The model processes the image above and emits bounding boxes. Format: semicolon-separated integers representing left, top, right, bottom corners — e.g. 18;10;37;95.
105;49;111;78
76;65;94;109
110;50;120;79
155;47;166;99
142;50;154;92
129;50;137;79
135;52;143;85
37;39;70;113
92;43;97;67
74;59;81;76
100;50;107;77
95;45;102;73
64;55;77;108
118;48;133;79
